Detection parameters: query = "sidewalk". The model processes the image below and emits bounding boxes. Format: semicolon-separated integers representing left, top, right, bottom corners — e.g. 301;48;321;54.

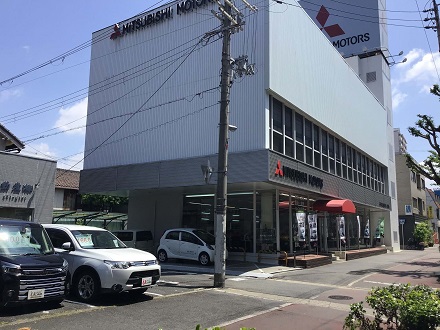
220;247;440;330
160;259;300;278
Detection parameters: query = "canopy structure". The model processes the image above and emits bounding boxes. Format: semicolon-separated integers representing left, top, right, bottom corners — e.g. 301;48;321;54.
313;199;356;214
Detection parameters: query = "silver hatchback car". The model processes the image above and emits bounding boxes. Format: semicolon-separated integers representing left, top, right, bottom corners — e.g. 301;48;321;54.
157;228;217;266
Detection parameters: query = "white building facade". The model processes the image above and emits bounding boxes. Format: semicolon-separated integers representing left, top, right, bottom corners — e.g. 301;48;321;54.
80;0;400;257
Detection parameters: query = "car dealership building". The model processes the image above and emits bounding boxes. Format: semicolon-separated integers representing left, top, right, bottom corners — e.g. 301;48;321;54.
80;0;401;257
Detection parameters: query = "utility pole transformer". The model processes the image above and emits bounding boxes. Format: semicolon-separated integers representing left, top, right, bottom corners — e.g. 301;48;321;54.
424;0;440;52
209;0;256;288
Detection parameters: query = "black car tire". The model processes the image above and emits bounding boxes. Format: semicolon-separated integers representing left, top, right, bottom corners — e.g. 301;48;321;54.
199;252;210;266
157;249;168;263
74;270;101;302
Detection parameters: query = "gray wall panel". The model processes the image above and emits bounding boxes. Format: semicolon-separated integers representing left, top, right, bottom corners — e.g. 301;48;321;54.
84;1;267;170
0;152;56;223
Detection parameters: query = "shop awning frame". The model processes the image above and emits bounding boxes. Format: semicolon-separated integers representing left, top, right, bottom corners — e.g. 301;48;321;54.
313;199;356;214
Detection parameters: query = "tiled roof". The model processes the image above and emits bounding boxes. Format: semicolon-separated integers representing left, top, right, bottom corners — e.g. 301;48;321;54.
55;168;80;190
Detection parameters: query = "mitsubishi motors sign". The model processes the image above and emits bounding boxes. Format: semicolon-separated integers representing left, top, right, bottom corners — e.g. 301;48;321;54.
299;0;383;57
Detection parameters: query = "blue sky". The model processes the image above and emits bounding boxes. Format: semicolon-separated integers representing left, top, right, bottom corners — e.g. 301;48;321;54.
1;1;439;187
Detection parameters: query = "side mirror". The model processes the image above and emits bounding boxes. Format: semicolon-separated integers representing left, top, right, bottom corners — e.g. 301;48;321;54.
61;242;74;251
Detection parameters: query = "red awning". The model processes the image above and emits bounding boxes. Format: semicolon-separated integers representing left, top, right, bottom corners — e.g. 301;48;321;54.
313;199;356;214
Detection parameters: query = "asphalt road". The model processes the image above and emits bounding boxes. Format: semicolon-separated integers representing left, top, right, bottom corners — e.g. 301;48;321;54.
0;247;438;330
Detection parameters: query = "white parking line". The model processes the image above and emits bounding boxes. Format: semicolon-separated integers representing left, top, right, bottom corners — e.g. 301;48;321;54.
146;292;164;297
63;299;97;308
157;280;179;285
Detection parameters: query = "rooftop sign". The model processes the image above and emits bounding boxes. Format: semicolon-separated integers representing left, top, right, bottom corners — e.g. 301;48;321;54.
299;0;383;57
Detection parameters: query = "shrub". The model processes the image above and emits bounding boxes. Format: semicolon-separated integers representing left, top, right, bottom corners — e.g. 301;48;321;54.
343;284;440;330
413;222;433;246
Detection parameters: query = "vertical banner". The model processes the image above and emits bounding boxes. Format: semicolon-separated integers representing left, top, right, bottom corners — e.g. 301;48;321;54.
296;211;306;242
364;220;370;238
356;216;361;239
308;214;318;242
338;216;345;240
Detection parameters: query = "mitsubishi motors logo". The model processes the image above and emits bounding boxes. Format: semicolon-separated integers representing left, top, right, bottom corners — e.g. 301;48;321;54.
316;5;345;38
274;160;323;189
275;160;284;177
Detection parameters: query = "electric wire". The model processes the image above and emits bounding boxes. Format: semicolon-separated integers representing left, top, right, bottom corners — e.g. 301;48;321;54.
23;87;219;143
49;101;219;167
273;0;429;28
413;0;440;84
0;0;177;87
56;37;206;178
17;34;221;142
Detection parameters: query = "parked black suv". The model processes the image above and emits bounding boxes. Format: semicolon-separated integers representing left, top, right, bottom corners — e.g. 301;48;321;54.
0;219;69;307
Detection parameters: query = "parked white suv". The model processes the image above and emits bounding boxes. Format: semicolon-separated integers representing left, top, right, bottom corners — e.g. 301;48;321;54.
157;228;220;266
43;224;161;302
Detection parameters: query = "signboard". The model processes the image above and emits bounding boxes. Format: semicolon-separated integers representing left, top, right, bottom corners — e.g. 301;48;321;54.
399;218;405;225
404;205;412;215
428;205;433;219
298;0;382;57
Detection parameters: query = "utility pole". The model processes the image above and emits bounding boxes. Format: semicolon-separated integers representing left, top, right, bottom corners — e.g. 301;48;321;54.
209;0;256;288
424;0;440;52
214;1;232;289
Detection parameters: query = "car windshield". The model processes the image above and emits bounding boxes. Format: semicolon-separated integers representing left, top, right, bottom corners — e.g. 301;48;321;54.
192;229;215;245
71;229;126;249
0;225;54;256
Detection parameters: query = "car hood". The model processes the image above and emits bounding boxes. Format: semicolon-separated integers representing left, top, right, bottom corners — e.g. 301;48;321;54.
0;254;65;267
79;248;156;261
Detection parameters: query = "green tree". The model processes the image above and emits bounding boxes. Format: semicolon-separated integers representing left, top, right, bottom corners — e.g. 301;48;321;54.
405;84;440;185
413;222;433;246
80;194;128;212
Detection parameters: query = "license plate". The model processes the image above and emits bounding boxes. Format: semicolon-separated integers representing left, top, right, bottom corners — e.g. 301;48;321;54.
28;289;45;300
141;277;152;286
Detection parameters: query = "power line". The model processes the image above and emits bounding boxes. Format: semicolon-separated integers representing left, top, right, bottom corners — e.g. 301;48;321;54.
414;0;440;83
1;31;221;125
0;0;177;87
57;36;206;178
22;87;219;143
275;0;429;28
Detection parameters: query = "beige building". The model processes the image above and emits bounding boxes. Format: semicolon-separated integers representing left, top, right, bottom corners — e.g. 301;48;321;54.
394;128;427;247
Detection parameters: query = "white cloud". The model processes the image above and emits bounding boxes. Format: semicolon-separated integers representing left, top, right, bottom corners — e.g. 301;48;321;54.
419;85;432;94
0;89;22;102
21;142;57;160
54;97;88;135
401;51;440;84
22;45;30;52
396;48;423;69
392;88;407;109
21;143;84;170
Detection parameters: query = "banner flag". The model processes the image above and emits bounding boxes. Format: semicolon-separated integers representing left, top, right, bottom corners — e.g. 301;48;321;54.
296;211;306;242
364;219;370;238
357;216;360;239
338;216;345;240
308;214;318;242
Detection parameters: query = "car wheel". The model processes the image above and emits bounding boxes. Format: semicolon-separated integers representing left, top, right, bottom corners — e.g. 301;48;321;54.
157;249;168;263
74;270;100;302
199;252;210;266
